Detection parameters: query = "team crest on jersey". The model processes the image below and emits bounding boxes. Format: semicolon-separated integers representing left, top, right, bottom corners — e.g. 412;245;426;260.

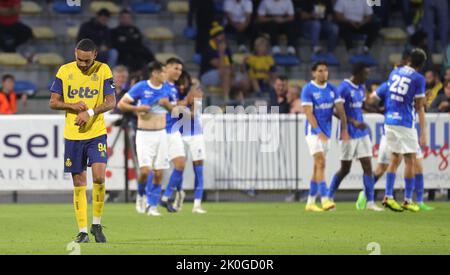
68;74;74;80
65;158;72;167
330;91;335;99
313;93;321;99
91;73;99;81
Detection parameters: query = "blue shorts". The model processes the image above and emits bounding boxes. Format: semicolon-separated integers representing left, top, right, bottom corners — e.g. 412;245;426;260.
64;135;108;174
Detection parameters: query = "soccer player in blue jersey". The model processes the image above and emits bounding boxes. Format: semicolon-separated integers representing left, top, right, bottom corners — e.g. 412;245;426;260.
378;49;428;212
301;61;350;212
327;63;384;211
117;61;172;216
49;39;116;243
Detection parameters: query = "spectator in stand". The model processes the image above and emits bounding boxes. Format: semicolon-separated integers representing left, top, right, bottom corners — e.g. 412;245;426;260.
243;36;275;95
112;9;155;73
257;0;297;55
0;0;32;52
429;80;450;113
0;74;26;114
224;0;253;53
269;75;290;113
77;8;118;68
424;70;443;109
112;65;130;111
200;22;233;101
334;0;380;55
298;0;338;56
444;68;450;83
287;86;302;114
190;0;215;54
422;0;448;53
374;0;415;35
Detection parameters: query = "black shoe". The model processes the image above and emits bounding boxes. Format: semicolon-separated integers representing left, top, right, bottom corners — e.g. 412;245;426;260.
90;224;107;243
75;232;89;243
160;200;177;213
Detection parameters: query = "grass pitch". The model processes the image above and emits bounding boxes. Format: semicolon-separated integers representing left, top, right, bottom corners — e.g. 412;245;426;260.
0;202;449;255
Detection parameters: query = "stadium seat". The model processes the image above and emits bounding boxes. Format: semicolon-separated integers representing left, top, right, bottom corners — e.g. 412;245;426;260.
388;53;402;66
90;1;120;14
53;0;82;14
349;54;378;66
145;27;174;41
183;26;197;40
232;53;248;66
155;53;182;63
432;54;443;66
130;1;162;14
311;53;339;66
0;53;27;66
14;80;38;96
288;79;307;89
193;53;202;65
67;26;79;40
21;1;42;15
380;28;408;42
273;54;300;67
167;1;189;14
32;27;56;40
35;53;64;67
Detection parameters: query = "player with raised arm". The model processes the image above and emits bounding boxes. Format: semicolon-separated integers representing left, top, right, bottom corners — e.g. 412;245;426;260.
301;61;350;212
49;39;116;243
117;61;172;216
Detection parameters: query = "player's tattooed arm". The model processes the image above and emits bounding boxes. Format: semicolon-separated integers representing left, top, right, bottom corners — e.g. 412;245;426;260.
49;93;87;113
335;102;350;141
93;94;116;115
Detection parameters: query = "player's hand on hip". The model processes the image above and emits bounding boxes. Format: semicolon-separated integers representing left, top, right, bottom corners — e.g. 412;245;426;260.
135;105;150;113
71;101;88;113
75;111;90;127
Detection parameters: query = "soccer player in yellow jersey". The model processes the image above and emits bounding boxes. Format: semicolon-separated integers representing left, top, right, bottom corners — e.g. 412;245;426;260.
49;39;116;243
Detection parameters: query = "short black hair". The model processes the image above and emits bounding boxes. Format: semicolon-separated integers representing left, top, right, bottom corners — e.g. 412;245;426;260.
352;62;369;76
311;61;328;71
2;74;15;82
166;57;184;67
76;39;98;52
175;70;192;88
410;48;427;68
147;61;164;75
97;8;111;17
275;75;288;82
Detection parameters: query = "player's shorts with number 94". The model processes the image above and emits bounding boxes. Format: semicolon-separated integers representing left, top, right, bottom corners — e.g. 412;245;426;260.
64;135;108;173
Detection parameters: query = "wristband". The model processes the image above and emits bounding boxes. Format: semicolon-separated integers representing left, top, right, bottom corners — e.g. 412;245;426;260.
313;127;322;134
87;109;95;117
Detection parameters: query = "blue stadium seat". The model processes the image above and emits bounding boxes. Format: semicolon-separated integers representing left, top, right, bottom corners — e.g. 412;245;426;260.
193;53;202;65
311;53;340;66
274;54;300;67
53;0;82;14
183;26;197;40
14;80;38;96
349;54;378;66
130;1;162;14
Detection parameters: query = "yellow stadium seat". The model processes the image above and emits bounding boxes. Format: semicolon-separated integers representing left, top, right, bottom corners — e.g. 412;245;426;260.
155;53;182;63
432;54;443;66
0;53;27;66
380;28;407;41
90;1;120;14
32;27;56;40
232;53;248;66
67;26;79;40
288;79;307;88
35;53;64;66
167;1;189;14
389;53;402;66
21;1;42;14
145;27;174;41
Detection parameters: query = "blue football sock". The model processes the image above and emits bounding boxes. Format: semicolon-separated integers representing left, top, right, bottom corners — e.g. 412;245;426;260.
328;175;343;199
145;173;154;206
163;169;183;199
152;184;162;207
137;182;146;197
363;175;375;202
373;174;380;185
385;173;396;198
309;181;318;197
319;181;328;198
194;165;204;200
405;178;415;201
415;174;424;203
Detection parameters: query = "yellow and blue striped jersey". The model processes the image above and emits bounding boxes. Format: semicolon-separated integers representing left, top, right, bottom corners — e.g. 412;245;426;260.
50;61;115;140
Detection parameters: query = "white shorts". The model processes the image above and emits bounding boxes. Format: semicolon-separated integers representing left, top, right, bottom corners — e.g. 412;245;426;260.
168;132;186;160
305;135;330;156
183;135;206;161
385;125;420;155
135;129;170;170
378;134;423;165
340;135;373;161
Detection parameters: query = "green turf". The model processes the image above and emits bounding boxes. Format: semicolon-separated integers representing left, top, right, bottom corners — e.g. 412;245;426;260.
0;202;449;255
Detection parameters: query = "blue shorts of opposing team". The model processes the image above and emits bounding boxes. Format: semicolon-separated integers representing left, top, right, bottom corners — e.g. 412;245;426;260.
64;135;108;173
